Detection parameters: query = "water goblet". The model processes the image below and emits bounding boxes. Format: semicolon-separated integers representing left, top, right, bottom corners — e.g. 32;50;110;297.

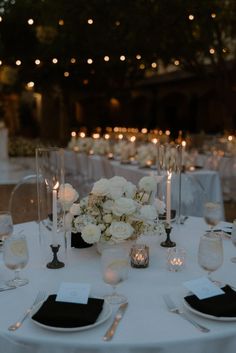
198;232;223;285
203;202;221;232
0;211;13;250
3;232;29;287
230;219;236;263
101;246;128;304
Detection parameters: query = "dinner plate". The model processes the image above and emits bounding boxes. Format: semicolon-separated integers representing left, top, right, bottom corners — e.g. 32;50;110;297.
183;299;236;322
31;300;112;332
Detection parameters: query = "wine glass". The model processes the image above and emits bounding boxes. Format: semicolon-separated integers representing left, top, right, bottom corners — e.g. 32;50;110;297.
203;202;221;232
198;232;223;284
3;232;29;287
0;211;13;250
230;219;236;263
101;247;128;304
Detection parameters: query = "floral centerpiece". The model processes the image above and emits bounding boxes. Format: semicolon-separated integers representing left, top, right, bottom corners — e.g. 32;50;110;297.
60;176;165;249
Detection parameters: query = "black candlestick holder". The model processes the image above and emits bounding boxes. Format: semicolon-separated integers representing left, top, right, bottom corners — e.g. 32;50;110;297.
47;244;65;269
161;226;176;248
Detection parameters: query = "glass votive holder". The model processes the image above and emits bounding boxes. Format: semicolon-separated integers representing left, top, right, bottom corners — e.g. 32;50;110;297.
166;247;185;272
130;244;149;268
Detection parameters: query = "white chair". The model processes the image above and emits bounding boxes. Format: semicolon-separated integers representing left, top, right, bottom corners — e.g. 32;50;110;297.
9;174;38;224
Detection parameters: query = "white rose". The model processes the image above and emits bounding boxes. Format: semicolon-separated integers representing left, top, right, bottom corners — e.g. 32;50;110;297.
103;214;113;223
138;176;156;193
108;176;128;199
124;181;137;198
140;205;157;221
153;198;166;215
70;203;81;216
109;176;127;188
103;200;114;213
91;178;110;196
112;197;136;216
81;224;101;244
109;186;124;200
58;183;79;211
109;221;134;241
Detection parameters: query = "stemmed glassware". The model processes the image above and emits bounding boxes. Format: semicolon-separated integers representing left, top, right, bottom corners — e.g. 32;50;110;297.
0;211;13;250
203;202;222;232
230;219;236;263
3;232;29;287
198;232;223;284
101;247;128;304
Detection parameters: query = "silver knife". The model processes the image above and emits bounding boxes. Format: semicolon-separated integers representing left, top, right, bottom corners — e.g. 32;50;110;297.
103;302;128;341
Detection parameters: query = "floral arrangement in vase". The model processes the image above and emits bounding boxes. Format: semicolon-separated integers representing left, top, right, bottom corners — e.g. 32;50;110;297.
59;176;165;247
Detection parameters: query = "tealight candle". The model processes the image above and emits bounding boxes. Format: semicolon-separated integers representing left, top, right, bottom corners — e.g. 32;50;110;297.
130;244;149;268
167;247;185;272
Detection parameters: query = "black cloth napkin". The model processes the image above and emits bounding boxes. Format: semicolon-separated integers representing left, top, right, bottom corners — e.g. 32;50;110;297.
184;285;236;317
32;295;104;328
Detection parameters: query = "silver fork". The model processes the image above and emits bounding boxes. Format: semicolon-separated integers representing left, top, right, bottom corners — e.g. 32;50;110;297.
163;294;210;333
8;290;46;331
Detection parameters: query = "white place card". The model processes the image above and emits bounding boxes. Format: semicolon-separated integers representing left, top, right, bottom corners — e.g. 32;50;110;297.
56;282;91;304
183;277;224;299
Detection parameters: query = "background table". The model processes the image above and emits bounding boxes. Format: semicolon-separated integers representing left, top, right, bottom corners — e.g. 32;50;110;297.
75;154;224;219
0;217;235;353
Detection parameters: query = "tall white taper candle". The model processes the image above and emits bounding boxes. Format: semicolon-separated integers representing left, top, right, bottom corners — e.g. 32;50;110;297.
52;189;57;246
166;171;172;226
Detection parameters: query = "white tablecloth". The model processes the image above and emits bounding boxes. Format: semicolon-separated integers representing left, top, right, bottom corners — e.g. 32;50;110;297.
195;153;236;201
0;218;236;353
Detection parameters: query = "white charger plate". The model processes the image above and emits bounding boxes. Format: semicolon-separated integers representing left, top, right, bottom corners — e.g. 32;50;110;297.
31;300;112;332
183;299;236;322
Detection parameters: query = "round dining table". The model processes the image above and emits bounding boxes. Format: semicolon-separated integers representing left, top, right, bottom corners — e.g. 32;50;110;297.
0;217;236;353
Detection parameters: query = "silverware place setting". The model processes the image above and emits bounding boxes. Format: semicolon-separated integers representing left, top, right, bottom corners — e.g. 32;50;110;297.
163;294;210;333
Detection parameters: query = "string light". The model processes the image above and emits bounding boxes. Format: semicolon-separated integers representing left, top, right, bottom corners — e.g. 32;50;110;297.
104;56;110;62
87;58;93;64
16;60;21;66
174;60;180;66
0;60;2;65
115;21;120;26
83;79;89;85
64;71;69;77
0;16;2;22
70;58;76;64
188;14;194;21
87;18;93;24
151;62;157;68
52;58;58;64
58;19;64;26
211;13;216;18
120;55;126;61
136;54;141;60
28;18;34;25
35;59;41;65
139;63;145;69
209;48;215;54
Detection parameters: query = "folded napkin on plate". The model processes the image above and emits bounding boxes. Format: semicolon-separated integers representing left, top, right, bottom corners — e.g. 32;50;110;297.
31;295;104;328
184;285;236;317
